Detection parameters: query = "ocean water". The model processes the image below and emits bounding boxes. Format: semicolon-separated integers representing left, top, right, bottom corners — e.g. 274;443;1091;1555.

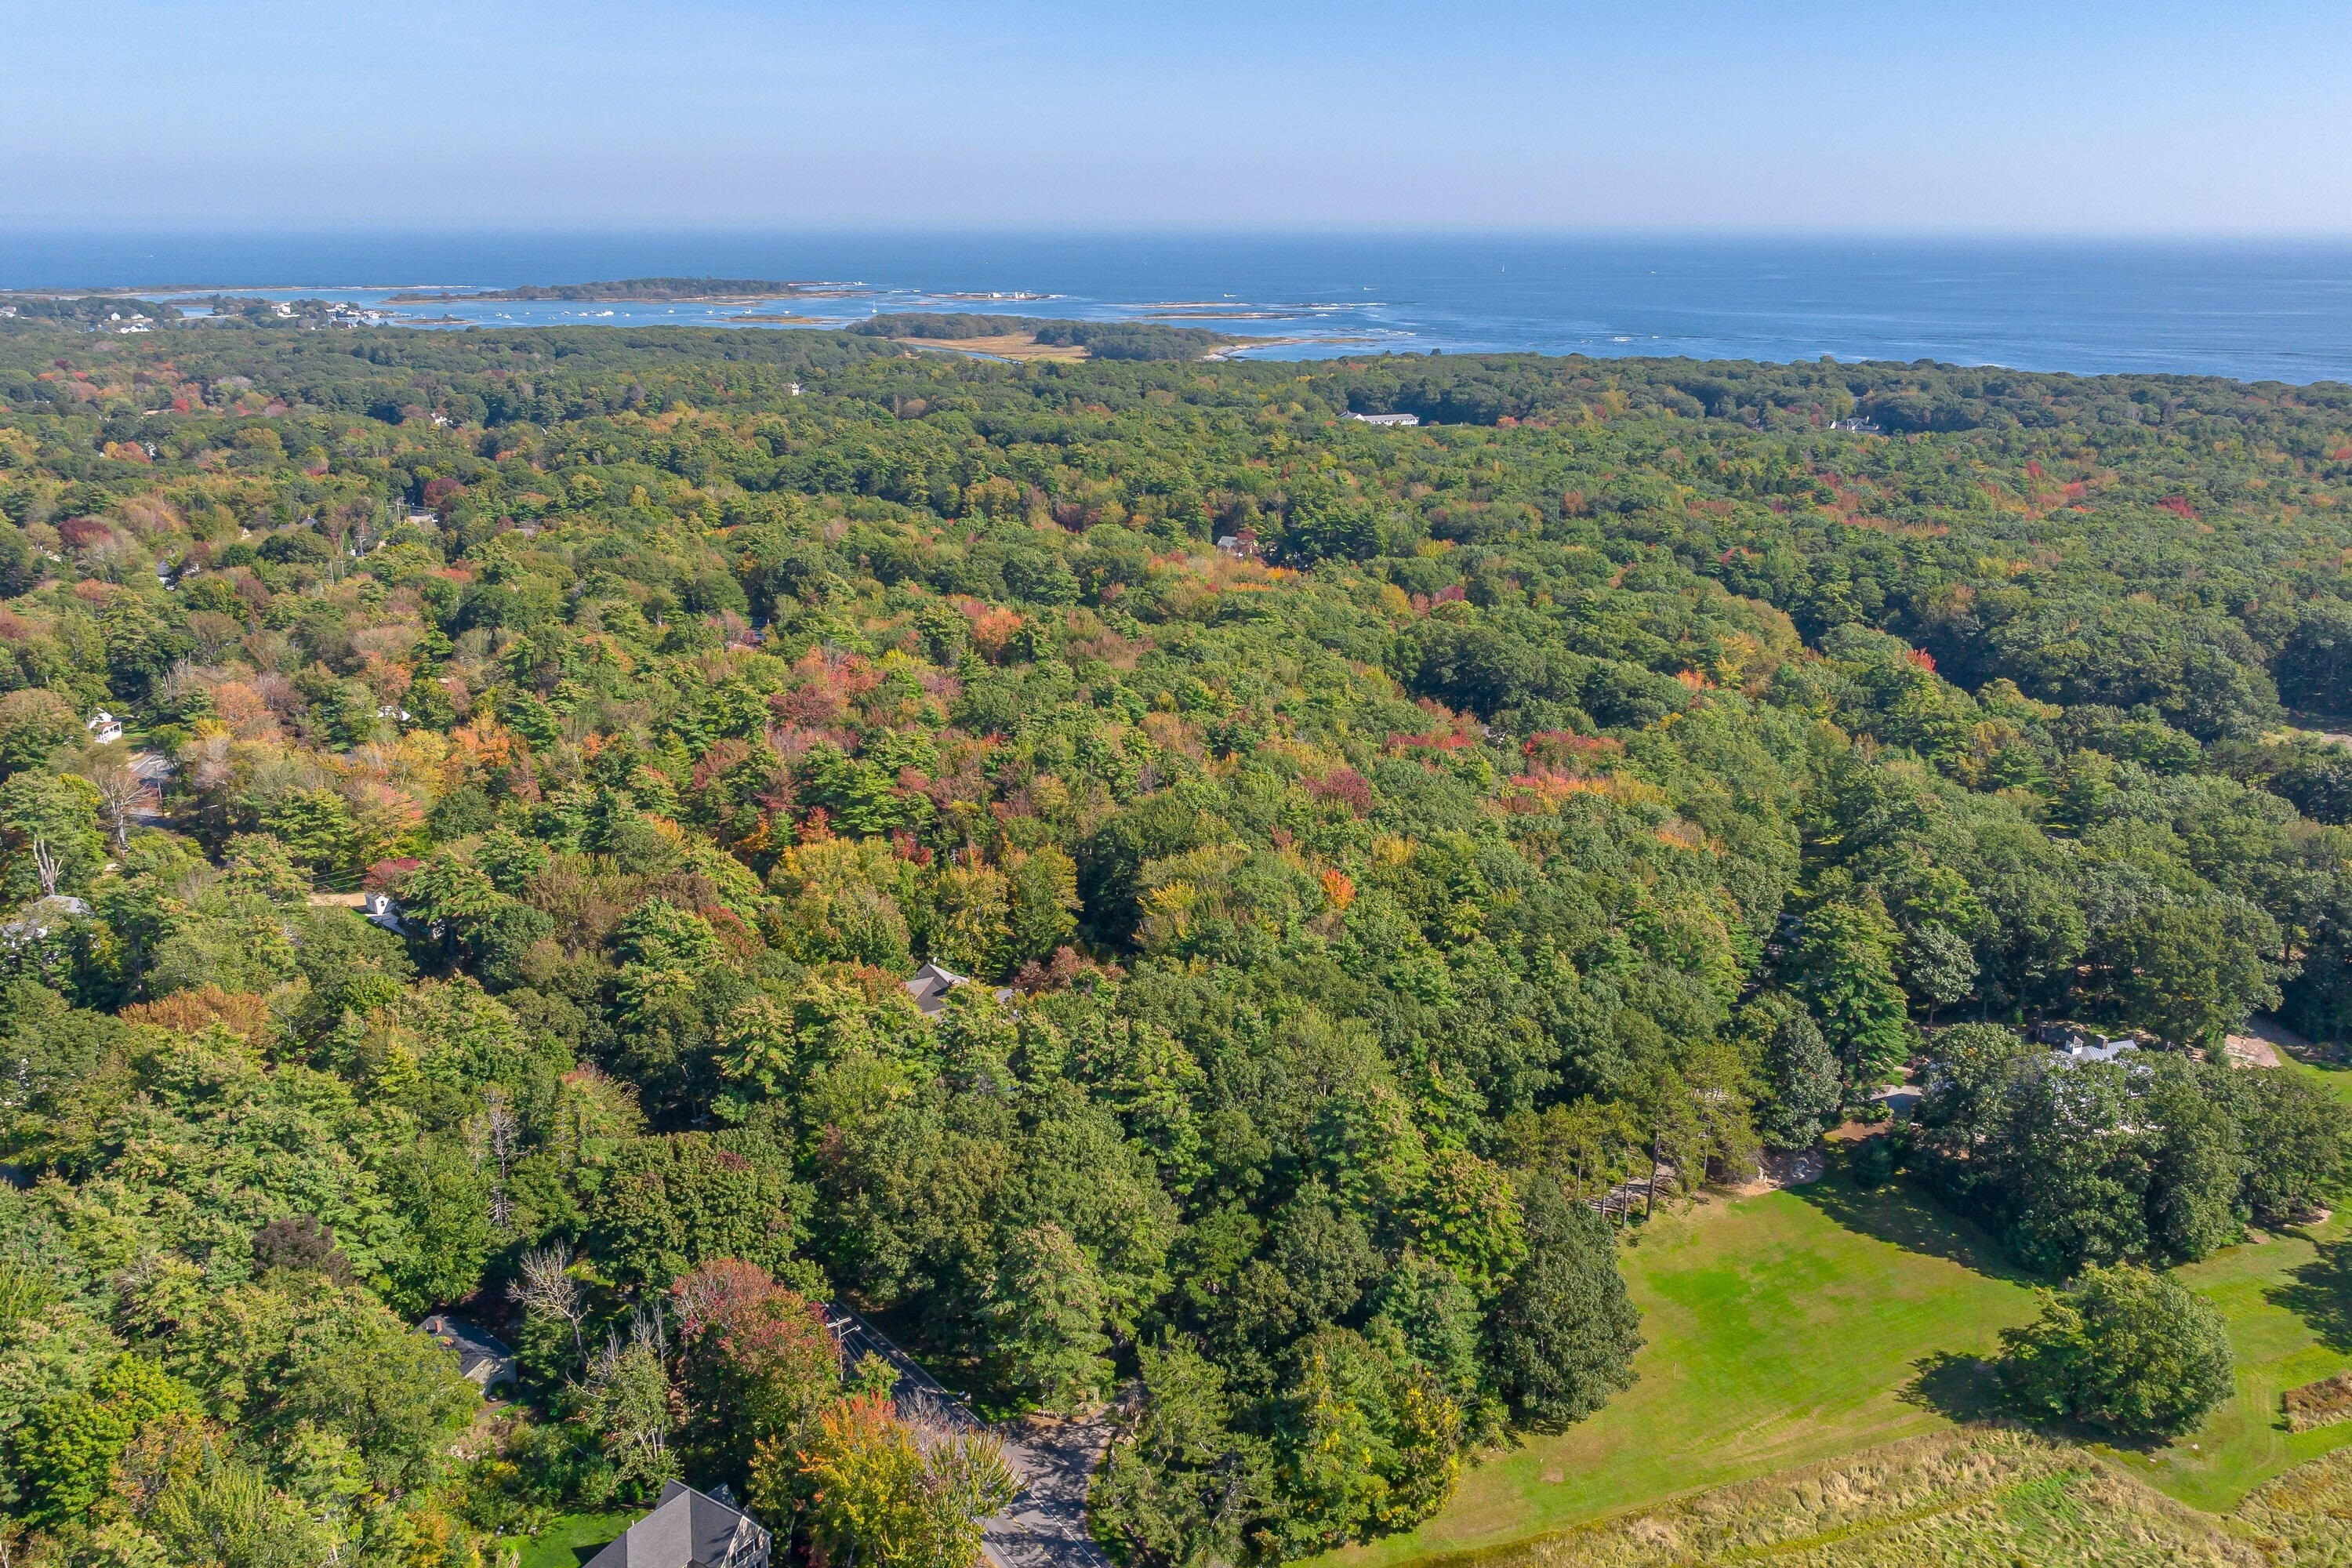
7;231;2352;384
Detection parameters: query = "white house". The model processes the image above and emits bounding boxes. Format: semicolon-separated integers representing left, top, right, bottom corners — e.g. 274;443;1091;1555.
1347;411;1420;427
2;895;93;948
85;711;122;744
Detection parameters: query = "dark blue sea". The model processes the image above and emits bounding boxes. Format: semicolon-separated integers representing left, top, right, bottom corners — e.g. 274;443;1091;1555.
8;231;2352;384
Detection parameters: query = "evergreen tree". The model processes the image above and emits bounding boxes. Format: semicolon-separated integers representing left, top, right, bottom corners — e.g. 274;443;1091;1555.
1789;900;1913;1089
987;1223;1112;1412
1754;999;1841;1150
1483;1177;1641;1430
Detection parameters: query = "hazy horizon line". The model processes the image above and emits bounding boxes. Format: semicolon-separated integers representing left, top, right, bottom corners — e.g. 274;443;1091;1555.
13;224;2352;246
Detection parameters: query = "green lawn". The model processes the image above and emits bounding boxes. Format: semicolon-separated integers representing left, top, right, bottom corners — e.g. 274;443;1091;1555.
1327;1181;2043;1567
513;1512;632;1568
2275;1045;2352;1112
2102;1216;2352;1512
1327;1174;2352;1568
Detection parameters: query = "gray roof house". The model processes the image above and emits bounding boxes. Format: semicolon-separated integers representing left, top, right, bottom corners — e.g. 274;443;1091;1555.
905;960;969;1015
905;960;1018;1017
585;1481;771;1568
2;895;93;947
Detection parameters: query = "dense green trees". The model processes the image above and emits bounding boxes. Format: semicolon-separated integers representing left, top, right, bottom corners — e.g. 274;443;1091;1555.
1915;1029;2343;1274
1092;1341;1272;1568
1999;1264;2235;1436
0;313;2349;1561
1482;1178;1642;1430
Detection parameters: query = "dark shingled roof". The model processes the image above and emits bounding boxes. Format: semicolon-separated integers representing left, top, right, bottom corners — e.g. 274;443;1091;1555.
583;1482;771;1568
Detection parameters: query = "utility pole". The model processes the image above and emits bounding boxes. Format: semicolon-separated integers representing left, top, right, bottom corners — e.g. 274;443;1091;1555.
1646;1131;1663;1221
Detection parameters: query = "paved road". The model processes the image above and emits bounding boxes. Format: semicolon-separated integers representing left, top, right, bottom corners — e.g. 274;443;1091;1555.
826;1305;1114;1568
127;750;172;826
985;1415;1114;1568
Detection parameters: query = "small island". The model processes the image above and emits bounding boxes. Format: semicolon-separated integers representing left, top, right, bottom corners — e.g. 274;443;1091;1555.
384;277;826;303
847;311;1252;361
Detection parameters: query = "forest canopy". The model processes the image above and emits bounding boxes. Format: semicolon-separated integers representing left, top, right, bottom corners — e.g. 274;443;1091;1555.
1;311;2350;1565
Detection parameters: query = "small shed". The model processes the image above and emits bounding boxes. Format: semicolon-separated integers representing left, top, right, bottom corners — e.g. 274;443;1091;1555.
421;1312;517;1395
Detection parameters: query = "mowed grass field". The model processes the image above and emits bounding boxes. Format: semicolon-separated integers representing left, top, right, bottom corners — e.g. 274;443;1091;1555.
2111;1214;2352;1511
1329;1181;2042;1567
514;1511;631;1568
1329;1168;2352;1568
2278;1044;2352;1112
1425;1428;2277;1568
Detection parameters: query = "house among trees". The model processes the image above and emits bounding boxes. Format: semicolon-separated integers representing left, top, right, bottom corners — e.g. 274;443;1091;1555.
904;960;1018;1015
85;710;122;743
1345;410;1419;426
2033;1020;2148;1064
904;959;968;1014
1;894;91;948
584;1481;771;1568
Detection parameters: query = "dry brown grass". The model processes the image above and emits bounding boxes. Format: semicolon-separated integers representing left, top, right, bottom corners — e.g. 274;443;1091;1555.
1425;1429;2270;1568
2237;1444;2352;1564
2284;1374;2352;1434
120;985;274;1044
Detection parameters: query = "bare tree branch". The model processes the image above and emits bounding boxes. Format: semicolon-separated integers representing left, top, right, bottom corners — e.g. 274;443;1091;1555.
81;757;143;855
512;1243;588;1359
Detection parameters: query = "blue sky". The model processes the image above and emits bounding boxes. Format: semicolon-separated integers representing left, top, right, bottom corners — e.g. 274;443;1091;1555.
7;0;2350;233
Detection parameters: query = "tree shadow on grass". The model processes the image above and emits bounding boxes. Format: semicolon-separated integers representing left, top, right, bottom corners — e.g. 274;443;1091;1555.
1901;1353;2174;1454
1901;1350;2007;1423
1785;1168;2042;1287
2270;1238;2352;1353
